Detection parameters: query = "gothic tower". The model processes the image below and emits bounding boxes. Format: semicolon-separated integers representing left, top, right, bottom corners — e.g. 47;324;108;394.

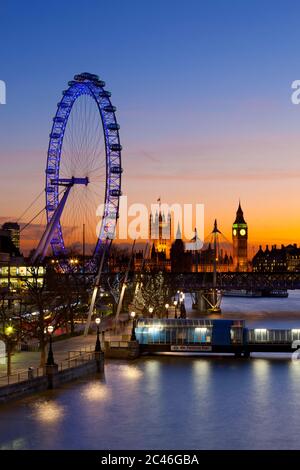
232;201;248;271
149;201;171;257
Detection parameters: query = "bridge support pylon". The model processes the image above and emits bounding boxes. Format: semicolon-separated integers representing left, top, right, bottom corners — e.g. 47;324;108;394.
193;289;222;314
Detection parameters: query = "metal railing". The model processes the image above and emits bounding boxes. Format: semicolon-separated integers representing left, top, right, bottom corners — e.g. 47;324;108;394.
67;345;94;360
16;342;40;352
0;347;97;388
58;350;95;372
0;366;44;387
109;341;129;348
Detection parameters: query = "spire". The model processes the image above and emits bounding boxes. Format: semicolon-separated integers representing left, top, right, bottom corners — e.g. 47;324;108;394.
157;197;161;215
188;227;202;250
176;222;182;239
212;219;221;234
234;201;246;224
191;227;198;241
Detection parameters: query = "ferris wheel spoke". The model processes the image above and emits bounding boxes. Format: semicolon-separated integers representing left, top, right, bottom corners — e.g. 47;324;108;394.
87;161;106;175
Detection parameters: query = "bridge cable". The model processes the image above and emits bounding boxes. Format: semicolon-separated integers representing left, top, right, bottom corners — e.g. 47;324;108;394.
16;189;45;223
20;188;66;233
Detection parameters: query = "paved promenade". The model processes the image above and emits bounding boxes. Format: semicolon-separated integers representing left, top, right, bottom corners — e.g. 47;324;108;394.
0;334;98;379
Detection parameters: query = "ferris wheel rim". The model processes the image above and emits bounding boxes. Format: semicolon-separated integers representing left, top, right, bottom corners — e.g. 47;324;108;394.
45;73;122;262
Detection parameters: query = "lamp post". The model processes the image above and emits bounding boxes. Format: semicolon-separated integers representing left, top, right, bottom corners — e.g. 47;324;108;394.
149;306;154;317
165;303;169;318
5;325;14;376
173;300;178;319
130;311;136;341
46;325;55;366
95;317;102;353
179;293;186;318
94;317;104;372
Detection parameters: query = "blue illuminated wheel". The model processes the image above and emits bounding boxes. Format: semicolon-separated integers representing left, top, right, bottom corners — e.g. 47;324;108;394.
45;72;122;264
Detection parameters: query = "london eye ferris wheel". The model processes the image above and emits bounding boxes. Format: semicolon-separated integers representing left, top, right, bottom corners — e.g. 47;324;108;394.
38;72;122;266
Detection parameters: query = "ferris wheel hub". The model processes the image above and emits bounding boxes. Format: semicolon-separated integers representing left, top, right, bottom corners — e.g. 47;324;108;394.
50;177;89;186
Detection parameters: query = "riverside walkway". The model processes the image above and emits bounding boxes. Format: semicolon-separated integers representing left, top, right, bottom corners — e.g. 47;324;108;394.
0;334;98;385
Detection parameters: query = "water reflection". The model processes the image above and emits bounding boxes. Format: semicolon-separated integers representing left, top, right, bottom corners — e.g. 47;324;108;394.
32;400;65;424
192;358;210;378
121;364;143;380
81;381;110;402
145;359;160;378
0;437;26;450
1;357;300;449
252;358;270;380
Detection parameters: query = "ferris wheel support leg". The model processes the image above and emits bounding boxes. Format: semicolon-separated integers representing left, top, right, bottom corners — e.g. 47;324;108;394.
84;240;108;336
114;240;136;326
32;186;72;264
114;283;127;325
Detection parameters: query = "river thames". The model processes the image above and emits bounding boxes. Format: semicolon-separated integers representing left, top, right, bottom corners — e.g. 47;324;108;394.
1;292;300;450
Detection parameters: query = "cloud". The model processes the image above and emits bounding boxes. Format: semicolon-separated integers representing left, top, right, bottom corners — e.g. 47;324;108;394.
126;169;300;182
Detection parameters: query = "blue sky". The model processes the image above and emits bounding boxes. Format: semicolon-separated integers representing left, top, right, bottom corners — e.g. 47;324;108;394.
1;0;300;246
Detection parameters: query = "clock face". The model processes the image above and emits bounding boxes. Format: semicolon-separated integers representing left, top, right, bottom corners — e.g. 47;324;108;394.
240;228;246;236
233;229;237;236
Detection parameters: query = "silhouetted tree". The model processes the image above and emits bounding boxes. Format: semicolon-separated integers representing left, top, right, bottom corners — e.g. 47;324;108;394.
23;266;66;367
0;288;26;375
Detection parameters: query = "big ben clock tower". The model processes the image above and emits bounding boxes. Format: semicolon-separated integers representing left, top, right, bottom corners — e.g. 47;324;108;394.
232;201;248;271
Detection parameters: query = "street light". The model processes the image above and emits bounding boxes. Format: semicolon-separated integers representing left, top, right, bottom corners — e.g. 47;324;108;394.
5;325;14;336
95;317;102;353
173;300;178;319
149;306;154;316
46;325;55;366
165;303;169;318
179;292;186;318
130;311;136;341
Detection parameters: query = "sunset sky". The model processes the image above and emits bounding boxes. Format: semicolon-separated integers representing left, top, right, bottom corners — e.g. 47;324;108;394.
1;0;300;254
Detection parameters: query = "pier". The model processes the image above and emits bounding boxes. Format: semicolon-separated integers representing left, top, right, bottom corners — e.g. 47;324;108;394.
134;319;300;357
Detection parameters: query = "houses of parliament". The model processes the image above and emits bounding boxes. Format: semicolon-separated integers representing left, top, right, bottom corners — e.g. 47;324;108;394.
123;201;250;273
